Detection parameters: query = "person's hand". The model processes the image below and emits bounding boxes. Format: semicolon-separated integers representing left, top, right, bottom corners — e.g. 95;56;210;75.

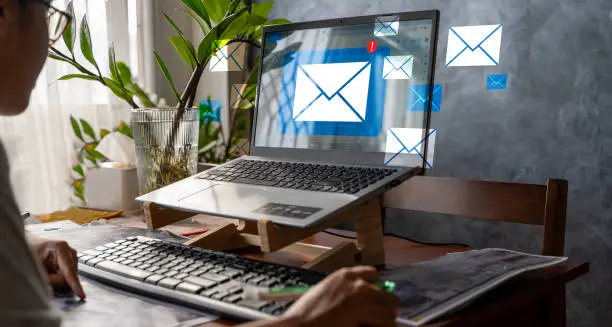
283;266;399;327
29;237;86;299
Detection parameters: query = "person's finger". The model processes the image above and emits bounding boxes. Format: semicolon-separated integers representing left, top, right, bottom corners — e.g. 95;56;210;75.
47;273;69;288
353;280;401;307
57;250;86;299
341;266;379;282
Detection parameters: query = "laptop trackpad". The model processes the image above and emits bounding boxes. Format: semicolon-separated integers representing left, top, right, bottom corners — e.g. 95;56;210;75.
178;184;338;219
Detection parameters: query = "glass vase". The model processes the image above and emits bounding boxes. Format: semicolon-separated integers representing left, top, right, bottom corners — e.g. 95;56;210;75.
132;108;199;194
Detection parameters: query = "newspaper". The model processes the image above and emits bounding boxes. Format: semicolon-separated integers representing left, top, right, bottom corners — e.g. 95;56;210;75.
381;248;567;326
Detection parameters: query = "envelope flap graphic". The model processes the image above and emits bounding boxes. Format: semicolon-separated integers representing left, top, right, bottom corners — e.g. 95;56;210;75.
451;24;502;50
299;62;369;98
386;56;413;70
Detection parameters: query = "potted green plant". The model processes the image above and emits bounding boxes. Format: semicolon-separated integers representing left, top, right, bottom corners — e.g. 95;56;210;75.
50;0;289;195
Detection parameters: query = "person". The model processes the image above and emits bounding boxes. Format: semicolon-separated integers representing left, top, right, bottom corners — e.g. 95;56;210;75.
0;1;400;326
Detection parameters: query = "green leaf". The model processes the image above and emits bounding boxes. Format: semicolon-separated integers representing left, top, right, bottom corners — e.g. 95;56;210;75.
79;119;96;141
58;74;99;81
79;15;97;68
170;36;197;69
70;116;84;142
100;129;111;139
202;0;227;23
153;51;180;102
251;2;273;19
48;54;73;65
116;62;133;85
72;164;84;177
265;18;291;26
115;121;133;138
227;0;243;15
62;1;76;53
108;46;124;87
164;13;187;39
179;7;209;34
197;8;249;62
126;83;157;107
102;77;134;103
182;0;211;26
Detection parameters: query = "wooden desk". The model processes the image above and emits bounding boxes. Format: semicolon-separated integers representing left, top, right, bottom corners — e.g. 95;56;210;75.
109;215;588;327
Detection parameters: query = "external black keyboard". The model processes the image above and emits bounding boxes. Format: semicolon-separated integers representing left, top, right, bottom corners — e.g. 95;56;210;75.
78;236;326;320
197;159;397;194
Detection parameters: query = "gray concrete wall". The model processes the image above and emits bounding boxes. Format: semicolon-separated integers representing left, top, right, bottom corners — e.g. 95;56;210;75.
264;0;612;326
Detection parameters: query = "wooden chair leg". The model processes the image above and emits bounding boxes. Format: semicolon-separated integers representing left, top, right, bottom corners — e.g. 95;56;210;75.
546;286;566;327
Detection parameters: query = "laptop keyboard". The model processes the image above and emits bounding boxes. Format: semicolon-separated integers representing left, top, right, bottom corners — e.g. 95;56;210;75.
197;159;397;194
78;236;326;320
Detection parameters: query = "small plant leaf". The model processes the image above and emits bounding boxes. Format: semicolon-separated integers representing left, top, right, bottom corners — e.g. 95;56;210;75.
108;46;124;87
201;0;226;23
116;62;133;85
58;74;99;81
70;116;84;142
100;128;111;139
251;1;273;19
62;1;76;53
79;15;98;68
79;119;96;141
102;77;133;103
115;121;133;138
182;0;211;26
169;36;197;69
72;164;84;177
154;51;181;102
197;8;249;62
179;7;209;34
48;54;73;65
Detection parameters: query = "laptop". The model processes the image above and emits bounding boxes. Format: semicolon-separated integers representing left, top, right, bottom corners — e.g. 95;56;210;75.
137;10;440;228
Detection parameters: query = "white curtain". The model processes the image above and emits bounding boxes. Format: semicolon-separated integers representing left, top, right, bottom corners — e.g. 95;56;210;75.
0;0;154;214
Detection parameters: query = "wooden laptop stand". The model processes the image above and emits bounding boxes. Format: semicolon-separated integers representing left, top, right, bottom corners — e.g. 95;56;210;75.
143;197;385;273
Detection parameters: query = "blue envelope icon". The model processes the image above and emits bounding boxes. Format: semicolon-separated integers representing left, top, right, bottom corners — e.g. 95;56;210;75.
487;74;507;90
199;99;221;122
278;47;388;136
384;128;437;168
407;84;443;112
209;41;244;72
374;16;399;36
383;56;414;80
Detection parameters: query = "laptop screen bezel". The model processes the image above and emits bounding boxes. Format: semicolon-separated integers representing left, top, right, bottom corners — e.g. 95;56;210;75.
250;10;440;169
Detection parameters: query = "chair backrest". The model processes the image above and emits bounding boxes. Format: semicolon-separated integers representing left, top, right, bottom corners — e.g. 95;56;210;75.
383;176;568;256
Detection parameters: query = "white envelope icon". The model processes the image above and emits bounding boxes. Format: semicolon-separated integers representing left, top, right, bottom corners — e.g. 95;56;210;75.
292;62;371;122
383;56;414;80
384;128;437;168
374;16;399;36
445;24;503;67
209;42;244;72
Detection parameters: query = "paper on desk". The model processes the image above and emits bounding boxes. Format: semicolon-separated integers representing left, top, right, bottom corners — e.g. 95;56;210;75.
95;132;136;166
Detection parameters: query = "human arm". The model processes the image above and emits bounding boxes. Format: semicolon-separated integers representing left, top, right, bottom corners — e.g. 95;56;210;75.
25;234;86;298
236;266;399;327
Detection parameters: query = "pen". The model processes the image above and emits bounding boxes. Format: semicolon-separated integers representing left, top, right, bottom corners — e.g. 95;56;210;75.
180;229;209;237
251;280;396;301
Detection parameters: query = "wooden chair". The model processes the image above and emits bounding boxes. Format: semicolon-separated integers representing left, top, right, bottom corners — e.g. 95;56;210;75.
384;176;568;256
383;176;569;326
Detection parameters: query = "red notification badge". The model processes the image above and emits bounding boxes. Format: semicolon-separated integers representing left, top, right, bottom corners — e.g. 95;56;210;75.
367;39;378;53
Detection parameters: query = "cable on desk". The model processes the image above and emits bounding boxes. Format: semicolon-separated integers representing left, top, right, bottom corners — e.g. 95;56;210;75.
383;232;471;248
323;230;357;239
323;230;471;248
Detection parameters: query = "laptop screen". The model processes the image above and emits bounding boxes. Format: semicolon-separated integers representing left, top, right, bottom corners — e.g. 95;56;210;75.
253;12;438;168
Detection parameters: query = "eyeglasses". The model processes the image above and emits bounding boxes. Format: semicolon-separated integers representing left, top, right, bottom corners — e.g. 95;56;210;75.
47;5;72;46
